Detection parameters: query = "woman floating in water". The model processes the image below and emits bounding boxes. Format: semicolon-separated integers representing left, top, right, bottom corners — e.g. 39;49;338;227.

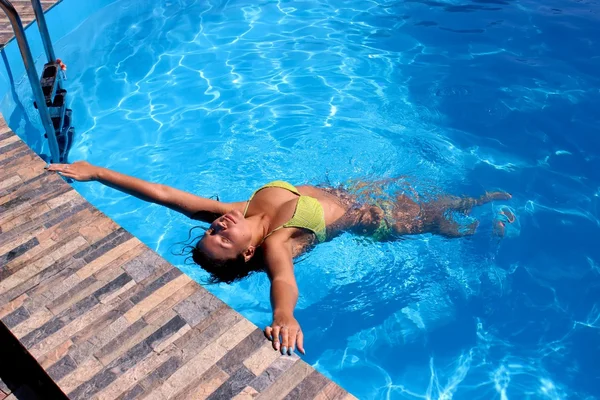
46;161;512;356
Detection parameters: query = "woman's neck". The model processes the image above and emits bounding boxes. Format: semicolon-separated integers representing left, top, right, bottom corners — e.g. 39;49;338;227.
245;213;271;246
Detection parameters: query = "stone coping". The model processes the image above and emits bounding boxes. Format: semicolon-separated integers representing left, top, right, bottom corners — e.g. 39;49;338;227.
0;114;353;400
0;2;354;399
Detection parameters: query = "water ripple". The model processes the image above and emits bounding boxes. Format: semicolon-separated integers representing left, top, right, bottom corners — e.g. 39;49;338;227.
3;0;600;398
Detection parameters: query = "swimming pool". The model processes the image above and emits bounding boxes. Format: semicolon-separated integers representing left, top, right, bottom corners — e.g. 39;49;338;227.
3;0;600;398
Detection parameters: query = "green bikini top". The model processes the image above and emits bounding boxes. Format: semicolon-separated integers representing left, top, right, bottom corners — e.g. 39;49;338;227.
243;181;327;243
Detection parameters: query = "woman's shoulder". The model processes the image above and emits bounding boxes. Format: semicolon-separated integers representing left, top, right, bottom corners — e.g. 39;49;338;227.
263;228;316;257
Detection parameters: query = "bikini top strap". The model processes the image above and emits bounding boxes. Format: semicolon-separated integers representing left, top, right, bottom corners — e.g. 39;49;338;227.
243;198;252;217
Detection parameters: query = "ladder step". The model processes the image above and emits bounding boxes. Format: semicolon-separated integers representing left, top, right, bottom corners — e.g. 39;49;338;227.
40;61;62;105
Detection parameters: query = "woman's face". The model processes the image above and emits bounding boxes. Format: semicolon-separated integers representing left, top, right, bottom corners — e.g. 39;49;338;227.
197;209;253;260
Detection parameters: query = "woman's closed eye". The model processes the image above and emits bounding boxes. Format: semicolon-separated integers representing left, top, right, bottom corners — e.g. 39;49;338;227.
207;228;228;241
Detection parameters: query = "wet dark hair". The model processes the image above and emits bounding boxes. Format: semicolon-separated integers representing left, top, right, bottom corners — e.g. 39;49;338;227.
175;226;264;284
191;245;264;284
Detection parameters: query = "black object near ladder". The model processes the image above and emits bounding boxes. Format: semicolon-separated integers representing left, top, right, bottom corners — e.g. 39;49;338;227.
36;59;74;162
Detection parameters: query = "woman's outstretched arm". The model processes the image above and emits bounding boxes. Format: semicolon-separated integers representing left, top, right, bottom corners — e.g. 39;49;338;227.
263;241;305;356
46;161;242;222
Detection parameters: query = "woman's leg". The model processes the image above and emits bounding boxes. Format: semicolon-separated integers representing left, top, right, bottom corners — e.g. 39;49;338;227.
346;176;414;199
433;192;511;214
435;216;480;238
399;191;511;238
390;194;423;235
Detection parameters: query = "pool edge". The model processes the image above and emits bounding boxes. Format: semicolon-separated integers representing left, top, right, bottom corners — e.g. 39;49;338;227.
0;2;355;398
0;114;355;400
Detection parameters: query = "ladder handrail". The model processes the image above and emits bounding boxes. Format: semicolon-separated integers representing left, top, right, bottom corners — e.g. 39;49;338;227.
30;0;55;63
0;0;60;162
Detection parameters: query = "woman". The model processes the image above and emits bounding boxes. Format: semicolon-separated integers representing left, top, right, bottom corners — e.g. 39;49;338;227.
46;161;511;356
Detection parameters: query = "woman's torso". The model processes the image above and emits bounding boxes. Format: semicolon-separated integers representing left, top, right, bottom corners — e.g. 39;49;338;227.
240;181;421;254
240;184;350;253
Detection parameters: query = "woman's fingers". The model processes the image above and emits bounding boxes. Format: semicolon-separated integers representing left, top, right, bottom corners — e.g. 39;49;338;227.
46;163;69;172
54;170;77;180
288;329;297;355
296;330;305;355
46;161;95;182
46;163;76;179
266;324;303;356
271;326;281;351
280;327;289;355
264;326;273;341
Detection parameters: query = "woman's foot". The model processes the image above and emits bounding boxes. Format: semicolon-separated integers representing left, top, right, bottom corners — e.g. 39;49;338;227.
493;206;516;237
499;207;515;223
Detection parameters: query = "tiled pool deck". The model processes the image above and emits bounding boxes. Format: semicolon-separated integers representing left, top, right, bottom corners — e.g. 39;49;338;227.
0;2;354;399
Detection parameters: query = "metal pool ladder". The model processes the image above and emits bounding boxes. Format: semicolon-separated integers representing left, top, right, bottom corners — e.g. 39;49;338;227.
0;0;73;163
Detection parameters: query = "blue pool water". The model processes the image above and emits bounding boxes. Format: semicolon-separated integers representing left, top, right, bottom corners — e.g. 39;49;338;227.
3;0;600;398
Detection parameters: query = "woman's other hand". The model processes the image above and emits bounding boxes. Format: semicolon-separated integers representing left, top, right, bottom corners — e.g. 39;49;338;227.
264;313;305;356
46;161;99;182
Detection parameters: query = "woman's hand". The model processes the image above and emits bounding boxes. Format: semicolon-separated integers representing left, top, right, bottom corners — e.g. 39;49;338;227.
264;313;305;355
46;161;99;182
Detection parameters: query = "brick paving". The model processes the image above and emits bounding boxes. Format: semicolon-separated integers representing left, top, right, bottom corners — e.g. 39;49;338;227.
0;1;57;44
0;2;354;399
0;377;9;399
